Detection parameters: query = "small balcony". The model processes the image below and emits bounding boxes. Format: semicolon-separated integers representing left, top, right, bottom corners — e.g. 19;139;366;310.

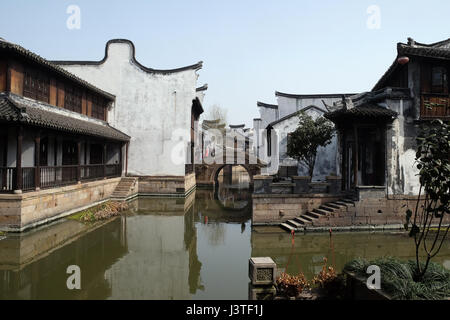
420;94;450;119
1;164;122;193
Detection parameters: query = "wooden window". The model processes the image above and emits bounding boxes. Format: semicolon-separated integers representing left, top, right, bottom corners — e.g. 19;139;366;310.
23;69;49;103
91;95;106;120
64;85;82;113
431;66;448;94
40;137;48;166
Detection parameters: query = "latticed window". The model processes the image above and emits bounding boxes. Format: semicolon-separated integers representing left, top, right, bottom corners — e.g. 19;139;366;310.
431;66;448;94
64;85;82;113
91;95;106;120
23;69;49;103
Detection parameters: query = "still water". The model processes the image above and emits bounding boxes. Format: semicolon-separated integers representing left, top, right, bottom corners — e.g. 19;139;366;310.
0;173;449;299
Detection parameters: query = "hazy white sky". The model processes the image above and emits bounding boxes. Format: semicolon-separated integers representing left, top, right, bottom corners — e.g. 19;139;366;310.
1;0;449;126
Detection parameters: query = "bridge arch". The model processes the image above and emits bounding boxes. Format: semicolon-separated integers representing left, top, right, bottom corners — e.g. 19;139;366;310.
210;164;255;185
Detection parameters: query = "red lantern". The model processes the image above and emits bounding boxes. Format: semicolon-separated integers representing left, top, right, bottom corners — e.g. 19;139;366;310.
397;56;409;65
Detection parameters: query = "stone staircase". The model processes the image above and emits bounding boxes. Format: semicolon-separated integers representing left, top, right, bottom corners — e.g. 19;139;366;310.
111;177;138;200
280;197;357;232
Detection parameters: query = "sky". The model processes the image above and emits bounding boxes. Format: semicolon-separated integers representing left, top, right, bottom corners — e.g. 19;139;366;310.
1;0;449;126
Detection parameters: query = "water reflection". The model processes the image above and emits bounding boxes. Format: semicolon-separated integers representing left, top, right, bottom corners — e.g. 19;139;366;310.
251;229;450;281
216;165;251;210
0;185;449;300
0;218;127;299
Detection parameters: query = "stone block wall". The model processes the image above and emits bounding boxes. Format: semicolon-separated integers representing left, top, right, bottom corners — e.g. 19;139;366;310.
138;175;194;196
253;193;450;228
0;178;121;232
252;194;341;224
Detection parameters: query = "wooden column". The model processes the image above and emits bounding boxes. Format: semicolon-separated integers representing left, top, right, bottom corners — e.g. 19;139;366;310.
125;141;129;176
103;143;107;178
15;125;23;192
119;142;123;177
34;131;41;190
354;126;359;188
77;140;82;182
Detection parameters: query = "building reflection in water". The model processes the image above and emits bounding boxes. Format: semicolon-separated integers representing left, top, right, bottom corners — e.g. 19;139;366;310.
0;180;253;300
106;192;204;299
0;217;128;300
250;229;450;281
216;165;251;211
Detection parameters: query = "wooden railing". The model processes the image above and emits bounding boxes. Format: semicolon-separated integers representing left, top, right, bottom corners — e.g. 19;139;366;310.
81;164;104;181
22;167;36;191
40;166;77;189
0;167;16;192
420;94;450;119
105;164;121;177
0;164;121;192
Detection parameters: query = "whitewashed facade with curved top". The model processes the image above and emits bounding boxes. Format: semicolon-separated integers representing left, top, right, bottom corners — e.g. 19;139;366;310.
256;92;355;180
53;40;205;178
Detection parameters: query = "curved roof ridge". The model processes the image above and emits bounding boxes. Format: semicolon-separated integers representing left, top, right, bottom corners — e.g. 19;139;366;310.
52;39;203;74
275;91;356;99
257;101;278;109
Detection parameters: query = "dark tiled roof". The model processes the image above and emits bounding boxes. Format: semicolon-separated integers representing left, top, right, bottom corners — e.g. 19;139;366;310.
0;93;130;141
0;38;115;100
275;91;356;99
196;84;208;92
373;38;450;91
268;105;328;128
257;101;278;109
324;104;397;122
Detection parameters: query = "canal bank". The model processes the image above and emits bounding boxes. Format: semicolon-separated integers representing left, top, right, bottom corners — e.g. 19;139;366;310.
0;186;449;300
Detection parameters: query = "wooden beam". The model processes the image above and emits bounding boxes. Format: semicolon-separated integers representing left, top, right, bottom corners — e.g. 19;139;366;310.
103;142;107;178
34;130;41;190
354;126;359;188
15;125;23;191
77;140;81;182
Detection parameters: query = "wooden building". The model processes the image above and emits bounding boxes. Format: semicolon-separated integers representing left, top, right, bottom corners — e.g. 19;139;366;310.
325;37;450;201
0;38;129;231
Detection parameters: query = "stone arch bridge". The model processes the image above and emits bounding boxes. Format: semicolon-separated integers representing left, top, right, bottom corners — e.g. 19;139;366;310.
194;147;266;188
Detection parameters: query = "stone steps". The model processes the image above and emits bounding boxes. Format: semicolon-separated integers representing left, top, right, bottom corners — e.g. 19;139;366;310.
279;197;359;232
111;177;138;199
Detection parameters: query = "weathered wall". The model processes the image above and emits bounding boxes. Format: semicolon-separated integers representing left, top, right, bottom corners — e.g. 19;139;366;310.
256;95;344;179
58;41;202;177
252;192;450;227
0;177;121;231
137;176;189;196
252;194;341;224
384;56;421;196
271;107;337;180
276;95;342;119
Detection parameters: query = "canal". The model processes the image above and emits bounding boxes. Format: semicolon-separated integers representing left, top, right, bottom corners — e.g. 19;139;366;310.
0;169;449;299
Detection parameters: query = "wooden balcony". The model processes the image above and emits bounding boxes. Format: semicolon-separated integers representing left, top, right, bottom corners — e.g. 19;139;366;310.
420;94;450;119
0;164;121;193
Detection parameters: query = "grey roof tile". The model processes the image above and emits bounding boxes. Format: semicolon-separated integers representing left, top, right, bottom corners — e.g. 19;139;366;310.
0;38;115;100
0;93;130;141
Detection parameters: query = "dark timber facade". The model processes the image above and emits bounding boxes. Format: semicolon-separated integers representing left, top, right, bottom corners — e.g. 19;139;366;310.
0;38;129;231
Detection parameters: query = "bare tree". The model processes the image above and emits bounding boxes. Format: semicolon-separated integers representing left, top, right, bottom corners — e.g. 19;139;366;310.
206;104;228;125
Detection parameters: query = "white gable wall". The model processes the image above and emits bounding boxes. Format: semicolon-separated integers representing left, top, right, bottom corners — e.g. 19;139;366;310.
59;42;200;176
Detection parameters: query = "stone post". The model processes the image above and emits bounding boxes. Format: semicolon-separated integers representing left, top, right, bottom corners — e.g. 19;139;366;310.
292;176;310;193
248;257;277;300
253;175;273;194
326;175;342;194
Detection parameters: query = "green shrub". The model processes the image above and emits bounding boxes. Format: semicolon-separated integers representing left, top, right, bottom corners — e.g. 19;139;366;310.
344;257;450;300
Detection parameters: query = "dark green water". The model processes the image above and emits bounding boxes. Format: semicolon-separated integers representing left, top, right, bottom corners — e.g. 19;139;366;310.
0;186;449;300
